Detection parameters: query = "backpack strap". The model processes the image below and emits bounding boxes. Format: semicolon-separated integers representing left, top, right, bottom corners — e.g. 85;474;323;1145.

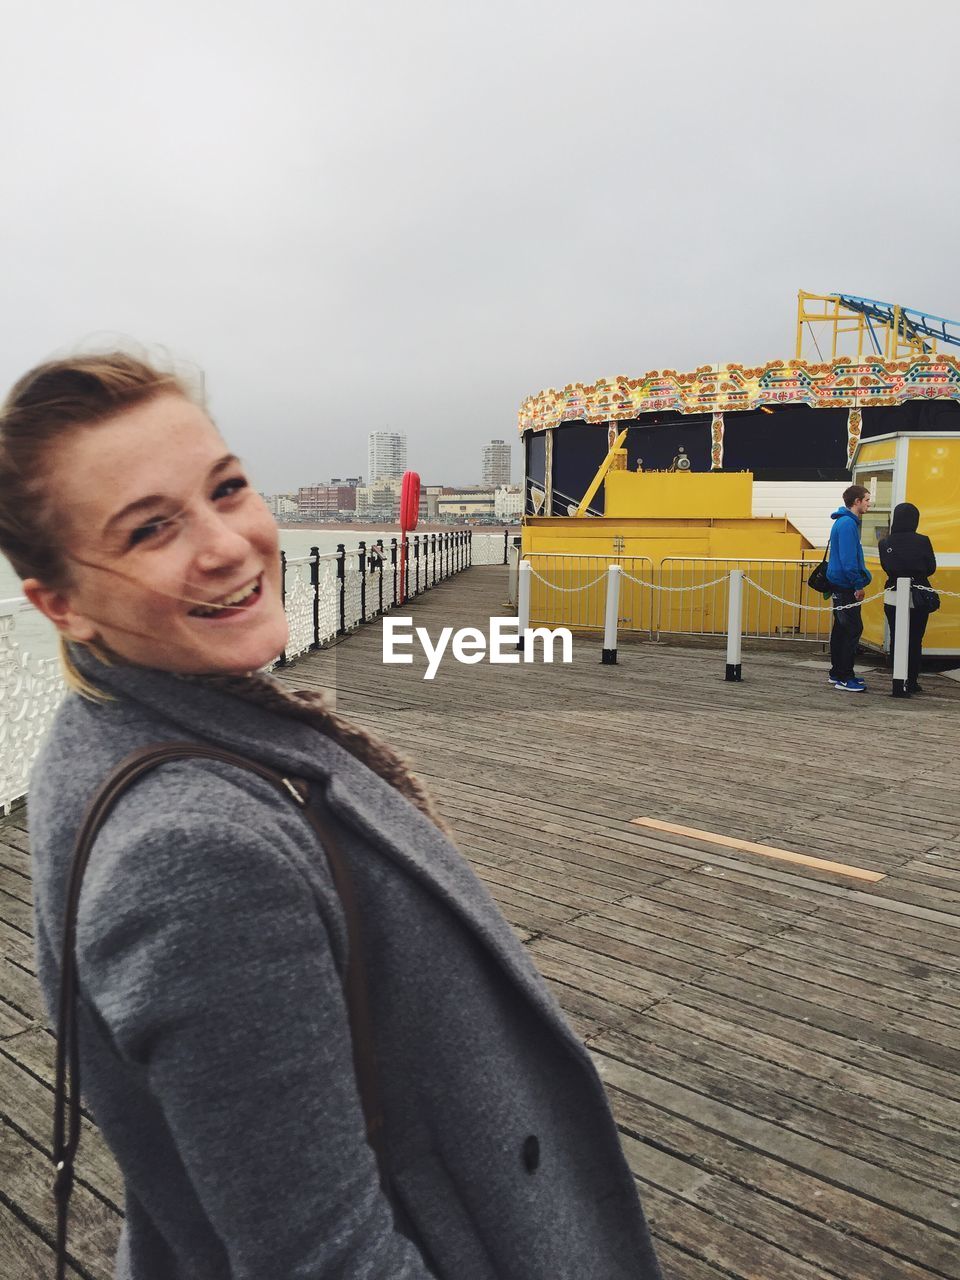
53;742;384;1279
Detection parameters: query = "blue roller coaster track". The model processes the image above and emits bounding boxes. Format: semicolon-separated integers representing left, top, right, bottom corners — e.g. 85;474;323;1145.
834;294;960;355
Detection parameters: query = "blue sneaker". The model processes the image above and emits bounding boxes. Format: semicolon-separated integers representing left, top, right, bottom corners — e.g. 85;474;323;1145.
828;674;839;685
835;677;866;692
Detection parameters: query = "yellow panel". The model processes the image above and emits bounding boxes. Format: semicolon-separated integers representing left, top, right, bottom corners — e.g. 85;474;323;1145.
604;471;753;519
903;436;960;555
853;438;897;466
921;567;960;652
861;563;960;655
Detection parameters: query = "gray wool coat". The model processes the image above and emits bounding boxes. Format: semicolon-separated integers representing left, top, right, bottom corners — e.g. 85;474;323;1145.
30;647;663;1280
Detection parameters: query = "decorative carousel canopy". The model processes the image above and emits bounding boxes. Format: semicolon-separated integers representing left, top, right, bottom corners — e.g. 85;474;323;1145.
518;354;960;437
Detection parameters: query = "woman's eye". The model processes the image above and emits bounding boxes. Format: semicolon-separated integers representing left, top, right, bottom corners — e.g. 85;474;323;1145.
214;477;248;500
129;517;172;547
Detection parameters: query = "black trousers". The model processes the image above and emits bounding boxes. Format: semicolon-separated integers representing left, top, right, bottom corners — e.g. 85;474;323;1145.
829;590;863;682
884;604;929;689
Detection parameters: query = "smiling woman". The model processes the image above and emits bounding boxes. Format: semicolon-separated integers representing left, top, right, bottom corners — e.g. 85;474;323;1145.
20;391;288;675
0;351;663;1280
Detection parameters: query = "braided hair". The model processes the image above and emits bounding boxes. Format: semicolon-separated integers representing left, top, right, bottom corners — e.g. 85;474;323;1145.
194;670;451;835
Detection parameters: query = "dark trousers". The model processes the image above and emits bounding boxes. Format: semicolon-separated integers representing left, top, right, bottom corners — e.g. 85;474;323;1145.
884;604;928;689
829;590;863;682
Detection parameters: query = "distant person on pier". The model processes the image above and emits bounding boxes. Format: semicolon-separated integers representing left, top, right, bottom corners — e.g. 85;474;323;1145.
827;484;872;692
879;502;937;694
0;351;663;1280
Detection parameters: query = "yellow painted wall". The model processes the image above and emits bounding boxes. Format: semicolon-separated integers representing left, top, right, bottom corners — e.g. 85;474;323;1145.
522;517;809;561
904;437;960;555
861;558;960;655
520;515;816;634
604;470;753;519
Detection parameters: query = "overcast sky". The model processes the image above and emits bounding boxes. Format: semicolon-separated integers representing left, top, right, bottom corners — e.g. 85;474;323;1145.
2;0;958;491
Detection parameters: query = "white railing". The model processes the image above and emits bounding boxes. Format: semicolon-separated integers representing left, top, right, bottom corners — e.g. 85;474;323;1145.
0;599;64;814
471;531;516;566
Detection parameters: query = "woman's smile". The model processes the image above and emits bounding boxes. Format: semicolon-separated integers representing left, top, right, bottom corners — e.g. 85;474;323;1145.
187;574;264;620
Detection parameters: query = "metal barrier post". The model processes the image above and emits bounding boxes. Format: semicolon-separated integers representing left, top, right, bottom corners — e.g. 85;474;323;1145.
390;538;398;606
414;535;420;595
431;533;437;586
725;568;743;681
503;529;509;565
277;549;288;666
310;546;320;648
358;542;367;622
517;560;532;651
336;544;346;637
468;530;473;566
602;565;622;664
891;576;910;698
376;540;385;615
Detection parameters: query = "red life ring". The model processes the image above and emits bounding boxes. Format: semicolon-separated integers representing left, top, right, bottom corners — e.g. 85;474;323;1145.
400;471;420;533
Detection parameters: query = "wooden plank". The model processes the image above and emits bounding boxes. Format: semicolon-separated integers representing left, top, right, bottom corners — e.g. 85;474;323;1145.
611;1086;960;1275
631;816;886;881
623;1135;944;1280
0;1035;124;1207
0;1199;86;1280
594;1049;960;1234
0;1120;120;1280
647;998;960;1134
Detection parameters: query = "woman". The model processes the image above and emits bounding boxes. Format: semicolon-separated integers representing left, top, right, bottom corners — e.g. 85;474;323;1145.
0;353;662;1280
879;502;937;694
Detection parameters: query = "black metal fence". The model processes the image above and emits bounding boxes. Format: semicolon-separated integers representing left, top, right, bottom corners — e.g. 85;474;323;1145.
276;530;514;666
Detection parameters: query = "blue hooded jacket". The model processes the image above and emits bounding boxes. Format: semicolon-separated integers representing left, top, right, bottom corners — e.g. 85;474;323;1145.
827;506;872;591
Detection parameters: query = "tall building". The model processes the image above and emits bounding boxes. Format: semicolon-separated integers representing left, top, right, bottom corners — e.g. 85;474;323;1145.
368;431;407;483
482;439;511;487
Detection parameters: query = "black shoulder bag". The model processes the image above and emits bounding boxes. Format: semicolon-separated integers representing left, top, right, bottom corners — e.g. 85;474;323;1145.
807;548;831;594
53;742;385;1280
911;584;941;614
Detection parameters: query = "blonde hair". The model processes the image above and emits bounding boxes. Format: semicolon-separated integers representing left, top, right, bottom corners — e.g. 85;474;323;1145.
0;350;449;830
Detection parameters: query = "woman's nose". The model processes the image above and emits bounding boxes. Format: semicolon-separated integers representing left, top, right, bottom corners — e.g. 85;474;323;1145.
192;511;250;572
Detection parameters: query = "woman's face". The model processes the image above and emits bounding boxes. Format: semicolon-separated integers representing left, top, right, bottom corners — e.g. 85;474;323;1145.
26;393;288;675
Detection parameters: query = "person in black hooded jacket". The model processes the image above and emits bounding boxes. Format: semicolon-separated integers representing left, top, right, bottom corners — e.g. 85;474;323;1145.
879;502;937;693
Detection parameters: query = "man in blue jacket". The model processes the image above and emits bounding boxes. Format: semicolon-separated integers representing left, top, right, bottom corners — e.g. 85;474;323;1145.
827;483;872;691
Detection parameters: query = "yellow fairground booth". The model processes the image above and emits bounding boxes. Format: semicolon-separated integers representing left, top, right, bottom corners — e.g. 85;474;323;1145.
851;432;960;657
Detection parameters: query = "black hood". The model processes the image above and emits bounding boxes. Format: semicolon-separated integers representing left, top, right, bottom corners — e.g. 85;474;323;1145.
890;502;920;534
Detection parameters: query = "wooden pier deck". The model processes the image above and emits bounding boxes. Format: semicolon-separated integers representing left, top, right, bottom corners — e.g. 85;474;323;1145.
3;564;960;1278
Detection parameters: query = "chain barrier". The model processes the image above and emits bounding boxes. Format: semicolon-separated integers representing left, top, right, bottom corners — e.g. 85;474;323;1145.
913;584;960;599
526;567;609;593
525;562;957;614
742;577;885;613
620;570;729;593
